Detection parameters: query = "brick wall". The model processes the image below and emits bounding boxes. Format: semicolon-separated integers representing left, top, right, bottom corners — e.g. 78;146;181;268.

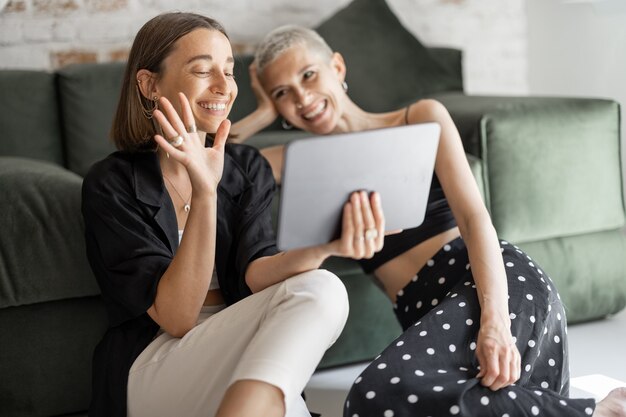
0;0;527;95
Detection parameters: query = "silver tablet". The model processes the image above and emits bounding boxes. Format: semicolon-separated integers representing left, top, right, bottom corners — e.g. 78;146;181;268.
277;122;441;251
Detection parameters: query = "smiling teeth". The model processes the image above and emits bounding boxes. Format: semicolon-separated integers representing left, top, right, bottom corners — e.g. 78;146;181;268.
200;102;226;111
303;101;326;119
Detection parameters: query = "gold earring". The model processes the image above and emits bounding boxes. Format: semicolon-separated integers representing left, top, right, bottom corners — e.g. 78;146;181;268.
136;84;158;119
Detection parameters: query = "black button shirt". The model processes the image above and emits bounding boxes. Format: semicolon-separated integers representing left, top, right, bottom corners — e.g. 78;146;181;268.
81;143;279;417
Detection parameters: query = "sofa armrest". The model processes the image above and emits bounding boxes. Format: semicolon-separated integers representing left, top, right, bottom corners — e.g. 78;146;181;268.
432;92;625;244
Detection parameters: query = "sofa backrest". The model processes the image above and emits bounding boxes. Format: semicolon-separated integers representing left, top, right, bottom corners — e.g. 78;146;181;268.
0;70;65;166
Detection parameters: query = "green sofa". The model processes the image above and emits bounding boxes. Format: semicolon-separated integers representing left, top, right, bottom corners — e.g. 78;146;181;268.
1;0;625;415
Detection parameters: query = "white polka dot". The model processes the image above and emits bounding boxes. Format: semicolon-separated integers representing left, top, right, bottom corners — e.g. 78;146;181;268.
541;381;549;389
506;262;514;267
466;319;474;326
508;391;517;399
560;400;567;406
501;247;505;252
443;323;451;330
503;414;510;417
548;304;552;312
377;363;387;369
585;407;593;415
449;258;456;265
512;336;517;344
450;405;460;415
390;377;400;384
402;354;411;360
352;414;358;417
548;358;556;367
433;386;444;392
444;244;451;251
470;342;477;350
416;301;423;309
459;367;468;371
530;315;536;323
481;396;490;405
397;289;404;297
557;313;562;321
451;293;458;298
431;299;439;306
554;335;560;343
528;340;536;348
466;263;471;270
384;410;394;417
510;313;517;320
438;369;447;374
534;390;542;396
449;344;457;352
396;341;404;347
457;379;467;384
404;306;409;312
459;302;466;307
438;277;446;284
525;364;531;372
544;327;548;334
365;391;376;399
526;294;534;301
427;259;435;266
412;275;418;282
518;276;526;282
355;376;362;384
420;330;427;336
547;285;552;292
529;261;535;267
415;370;424;376
408;394;418;403
436;309;444;315
464;281;471;286
427;348;435;355
531;405;540;415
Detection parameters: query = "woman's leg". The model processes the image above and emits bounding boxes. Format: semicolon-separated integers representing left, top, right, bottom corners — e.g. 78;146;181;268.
344;238;596;417
128;268;348;417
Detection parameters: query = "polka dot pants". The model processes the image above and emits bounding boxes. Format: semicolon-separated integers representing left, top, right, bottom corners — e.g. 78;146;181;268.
344;237;596;417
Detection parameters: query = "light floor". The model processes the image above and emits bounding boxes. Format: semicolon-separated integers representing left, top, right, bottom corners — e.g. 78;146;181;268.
304;308;626;417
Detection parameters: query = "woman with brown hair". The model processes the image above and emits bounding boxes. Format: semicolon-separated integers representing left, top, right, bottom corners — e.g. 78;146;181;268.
82;13;386;417
231;25;626;417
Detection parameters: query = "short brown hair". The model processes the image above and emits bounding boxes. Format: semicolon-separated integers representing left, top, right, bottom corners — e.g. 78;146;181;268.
111;12;229;152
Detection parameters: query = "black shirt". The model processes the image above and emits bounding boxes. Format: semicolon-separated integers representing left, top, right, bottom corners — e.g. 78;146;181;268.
81;144;279;417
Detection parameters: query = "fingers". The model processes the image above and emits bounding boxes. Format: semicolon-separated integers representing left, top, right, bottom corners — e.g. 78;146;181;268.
213;119;231;151
351;192;365;258
478;344;500;389
177;92;199;141
159;96;187;140
370;192;385;251
477;340;519;391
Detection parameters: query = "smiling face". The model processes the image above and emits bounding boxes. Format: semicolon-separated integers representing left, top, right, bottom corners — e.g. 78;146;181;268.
152;28;238;134
259;45;346;135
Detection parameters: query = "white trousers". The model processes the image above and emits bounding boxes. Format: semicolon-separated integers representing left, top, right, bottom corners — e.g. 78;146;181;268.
127;269;349;417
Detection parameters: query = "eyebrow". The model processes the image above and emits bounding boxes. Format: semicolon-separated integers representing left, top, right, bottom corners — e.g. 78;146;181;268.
185;54;235;65
269;64;315;95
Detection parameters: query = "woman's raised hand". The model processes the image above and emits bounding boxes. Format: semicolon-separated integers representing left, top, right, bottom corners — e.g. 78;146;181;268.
325;191;385;260
153;93;229;196
249;62;278;120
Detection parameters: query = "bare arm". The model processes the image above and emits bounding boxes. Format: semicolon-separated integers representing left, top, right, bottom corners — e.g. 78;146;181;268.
407;99;519;390
146;94;229;338
245;191;386;293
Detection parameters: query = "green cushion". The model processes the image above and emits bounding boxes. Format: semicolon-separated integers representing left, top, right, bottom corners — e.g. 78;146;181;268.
57;63;122;177
0;157;99;308
0;297;107;417
0;70;64;165
315;0;462;112
518;229;626;323
434;93;625;243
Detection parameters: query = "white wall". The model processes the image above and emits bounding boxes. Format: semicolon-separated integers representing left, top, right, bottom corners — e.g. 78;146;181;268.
0;0;528;95
526;0;626;200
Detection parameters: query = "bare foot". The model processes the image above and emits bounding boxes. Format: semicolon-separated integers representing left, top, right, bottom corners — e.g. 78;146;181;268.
594;387;626;417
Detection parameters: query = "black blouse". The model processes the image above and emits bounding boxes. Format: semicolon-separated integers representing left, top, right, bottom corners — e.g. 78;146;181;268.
81;143;279;417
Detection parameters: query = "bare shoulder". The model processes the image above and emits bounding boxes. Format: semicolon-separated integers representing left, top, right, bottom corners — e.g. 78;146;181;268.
405;99;450;124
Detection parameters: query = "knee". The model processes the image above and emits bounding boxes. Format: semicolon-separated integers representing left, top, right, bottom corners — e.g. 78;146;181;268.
288;269;349;331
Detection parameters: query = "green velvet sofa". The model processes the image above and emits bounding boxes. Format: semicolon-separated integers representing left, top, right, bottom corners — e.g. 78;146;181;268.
1;0;625;415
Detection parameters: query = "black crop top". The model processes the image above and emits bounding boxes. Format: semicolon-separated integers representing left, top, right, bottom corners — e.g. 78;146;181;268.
358;173;457;273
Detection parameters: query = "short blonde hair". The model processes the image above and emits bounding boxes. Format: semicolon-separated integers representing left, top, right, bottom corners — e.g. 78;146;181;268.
255;25;333;75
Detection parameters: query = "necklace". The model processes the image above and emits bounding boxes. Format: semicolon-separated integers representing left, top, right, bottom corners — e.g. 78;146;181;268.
163;174;191;213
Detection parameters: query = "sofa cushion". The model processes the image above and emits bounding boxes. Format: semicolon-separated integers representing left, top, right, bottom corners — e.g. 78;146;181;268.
0;70;64;165
0;297;107;417
57;63;122;177
0;157;99;309
315;0;462;113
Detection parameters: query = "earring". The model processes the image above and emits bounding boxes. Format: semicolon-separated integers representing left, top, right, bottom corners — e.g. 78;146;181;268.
137;84;158;119
342;81;348;92
281;118;293;130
